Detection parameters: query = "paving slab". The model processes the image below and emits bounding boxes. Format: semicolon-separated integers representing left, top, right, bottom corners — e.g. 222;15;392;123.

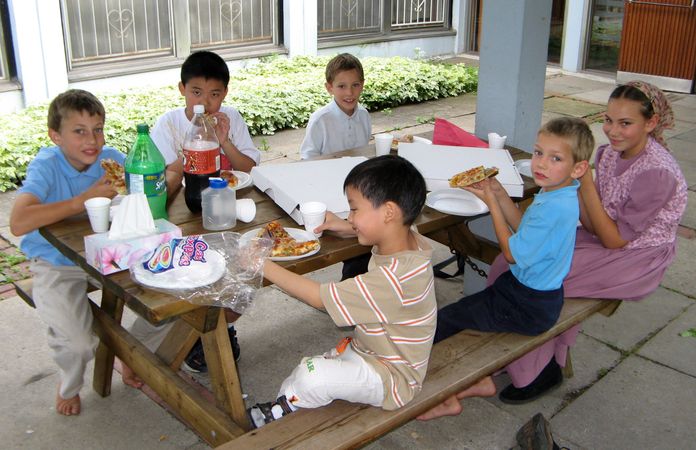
680;191;696;230
0;189;17;227
670;101;696;125
565;88;614;106
672;127;696;142
551;355;696;450
638;302;696;377
543;96;606;118
544;74;614;97
582;287;693;352
661;235;696;297
0;296;205;450
365;397;524;450
484;333;621;422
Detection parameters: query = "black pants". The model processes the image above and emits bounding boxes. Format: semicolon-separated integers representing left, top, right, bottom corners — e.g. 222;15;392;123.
435;271;563;343
341;253;371;281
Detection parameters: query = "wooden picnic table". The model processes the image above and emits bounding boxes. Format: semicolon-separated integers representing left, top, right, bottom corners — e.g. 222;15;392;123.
38;139;535;446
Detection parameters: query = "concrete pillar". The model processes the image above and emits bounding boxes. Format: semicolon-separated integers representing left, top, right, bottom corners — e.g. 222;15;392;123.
475;0;553;153
7;0;68;106
283;0;318;57
561;0;591;72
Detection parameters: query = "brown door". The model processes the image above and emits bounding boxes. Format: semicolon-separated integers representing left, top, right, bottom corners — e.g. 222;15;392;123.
617;0;696;93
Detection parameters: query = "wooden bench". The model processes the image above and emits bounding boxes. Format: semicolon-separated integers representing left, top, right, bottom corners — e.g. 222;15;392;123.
217;297;621;450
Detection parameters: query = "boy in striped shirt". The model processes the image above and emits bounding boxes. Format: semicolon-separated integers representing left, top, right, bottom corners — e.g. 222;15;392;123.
249;155;436;427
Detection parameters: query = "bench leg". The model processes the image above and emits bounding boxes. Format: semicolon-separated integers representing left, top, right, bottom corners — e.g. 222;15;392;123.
562;349;574;379
202;310;251;431
92;289;124;397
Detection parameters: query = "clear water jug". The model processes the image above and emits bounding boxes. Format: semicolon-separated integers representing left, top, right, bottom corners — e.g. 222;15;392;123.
201;177;236;231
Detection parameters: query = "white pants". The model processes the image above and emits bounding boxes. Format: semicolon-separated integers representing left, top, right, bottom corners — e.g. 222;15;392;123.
279;345;384;409
31;260;172;398
31;260;96;399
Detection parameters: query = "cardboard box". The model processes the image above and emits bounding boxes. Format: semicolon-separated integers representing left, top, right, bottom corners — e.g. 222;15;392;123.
84;219;182;275
399;143;524;197
251;156;368;225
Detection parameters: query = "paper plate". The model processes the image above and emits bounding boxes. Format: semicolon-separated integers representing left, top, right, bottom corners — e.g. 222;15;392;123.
426;188;489;216
412;136;432;144
230;170;253;190
240;227;320;261
132;248;227;289
514;159;532;178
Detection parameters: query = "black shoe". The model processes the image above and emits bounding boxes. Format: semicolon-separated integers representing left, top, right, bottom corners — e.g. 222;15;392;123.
183;326;241;373
499;359;563;405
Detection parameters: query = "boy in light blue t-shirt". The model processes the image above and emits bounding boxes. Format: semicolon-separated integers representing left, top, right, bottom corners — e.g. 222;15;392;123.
10;89;148;416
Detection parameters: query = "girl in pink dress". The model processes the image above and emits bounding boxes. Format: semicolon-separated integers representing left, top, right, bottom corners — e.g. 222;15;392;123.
417;81;687;420
492;81;688;403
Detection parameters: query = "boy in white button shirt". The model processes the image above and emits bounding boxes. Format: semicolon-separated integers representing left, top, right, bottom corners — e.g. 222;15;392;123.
300;53;372;159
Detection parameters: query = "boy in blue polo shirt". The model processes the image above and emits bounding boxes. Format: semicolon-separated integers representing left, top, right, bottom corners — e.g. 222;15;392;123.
10;89;140;416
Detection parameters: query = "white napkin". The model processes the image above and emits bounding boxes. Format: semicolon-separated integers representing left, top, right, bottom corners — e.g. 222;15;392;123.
108;193;157;240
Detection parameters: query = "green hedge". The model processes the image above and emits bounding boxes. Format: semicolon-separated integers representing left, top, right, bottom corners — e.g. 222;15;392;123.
0;55;477;191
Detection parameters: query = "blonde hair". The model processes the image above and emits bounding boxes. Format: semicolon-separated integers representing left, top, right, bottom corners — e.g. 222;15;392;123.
539;117;594;163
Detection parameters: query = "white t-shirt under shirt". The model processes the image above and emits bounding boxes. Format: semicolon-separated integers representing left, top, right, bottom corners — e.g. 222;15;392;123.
150;106;261;168
300;100;371;160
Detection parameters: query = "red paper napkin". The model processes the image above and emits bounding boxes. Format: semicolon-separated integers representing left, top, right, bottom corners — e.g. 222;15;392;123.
432;118;488;148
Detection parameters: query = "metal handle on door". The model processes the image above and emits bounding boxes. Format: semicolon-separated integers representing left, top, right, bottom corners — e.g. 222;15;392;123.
627;0;695;8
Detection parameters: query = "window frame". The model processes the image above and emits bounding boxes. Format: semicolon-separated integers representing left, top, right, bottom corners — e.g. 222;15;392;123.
61;0;285;82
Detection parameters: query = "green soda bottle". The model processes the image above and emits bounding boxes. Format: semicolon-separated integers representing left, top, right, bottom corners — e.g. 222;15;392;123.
125;124;168;220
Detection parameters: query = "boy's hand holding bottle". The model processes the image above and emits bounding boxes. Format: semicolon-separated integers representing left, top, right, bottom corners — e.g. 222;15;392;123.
210;111;231;145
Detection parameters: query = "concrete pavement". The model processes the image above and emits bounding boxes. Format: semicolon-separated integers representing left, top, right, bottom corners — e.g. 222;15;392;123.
1;65;695;449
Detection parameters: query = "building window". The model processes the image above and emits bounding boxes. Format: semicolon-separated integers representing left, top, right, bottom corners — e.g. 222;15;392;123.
318;0;451;40
0;0;12;83
61;0;280;75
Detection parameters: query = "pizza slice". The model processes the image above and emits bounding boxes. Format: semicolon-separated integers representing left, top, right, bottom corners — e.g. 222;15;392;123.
391;134;414;151
257;221;320;257
100;159;128;195
220;170;239;188
449;166;499;188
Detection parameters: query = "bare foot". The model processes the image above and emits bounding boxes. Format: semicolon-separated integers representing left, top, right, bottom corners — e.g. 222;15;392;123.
56;392;81;416
120;361;144;389
416;394;462;421
416;376;496;421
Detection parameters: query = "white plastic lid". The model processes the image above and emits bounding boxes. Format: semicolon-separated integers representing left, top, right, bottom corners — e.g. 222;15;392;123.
193;104;205;114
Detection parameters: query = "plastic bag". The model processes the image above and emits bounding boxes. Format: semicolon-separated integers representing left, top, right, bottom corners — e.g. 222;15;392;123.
129;231;273;314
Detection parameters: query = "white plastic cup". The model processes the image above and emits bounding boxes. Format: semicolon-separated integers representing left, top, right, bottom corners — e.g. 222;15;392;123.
300;201;327;237
374;133;394;156
84;197;112;233
236;198;256;223
487;132;507;149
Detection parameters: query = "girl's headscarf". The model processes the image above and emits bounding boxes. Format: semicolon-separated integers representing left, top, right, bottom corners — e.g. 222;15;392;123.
625;80;675;148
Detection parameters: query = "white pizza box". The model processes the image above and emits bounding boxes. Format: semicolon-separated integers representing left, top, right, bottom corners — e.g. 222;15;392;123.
398;143;524;197
251;156;368;225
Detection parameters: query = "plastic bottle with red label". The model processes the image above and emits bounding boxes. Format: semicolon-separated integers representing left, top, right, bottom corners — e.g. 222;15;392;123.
182;104;220;213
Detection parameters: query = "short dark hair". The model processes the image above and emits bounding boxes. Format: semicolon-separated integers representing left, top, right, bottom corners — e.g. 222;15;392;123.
325;53;364;84
47;89;105;132
344;155;426;225
181;51;230;87
609;84;654;120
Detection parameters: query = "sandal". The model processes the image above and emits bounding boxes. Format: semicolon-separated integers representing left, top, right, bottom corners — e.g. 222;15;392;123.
247;395;294;429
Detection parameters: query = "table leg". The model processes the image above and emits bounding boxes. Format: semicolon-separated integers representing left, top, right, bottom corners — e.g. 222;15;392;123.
202;310;251;431
93;289;124;397
89;301;244;446
155;319;199;370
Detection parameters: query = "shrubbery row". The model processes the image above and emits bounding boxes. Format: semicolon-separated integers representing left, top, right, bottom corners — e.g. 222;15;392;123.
0;55;477;191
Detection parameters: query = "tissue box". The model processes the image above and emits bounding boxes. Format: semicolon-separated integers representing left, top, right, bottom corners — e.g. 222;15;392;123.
84;219;182;275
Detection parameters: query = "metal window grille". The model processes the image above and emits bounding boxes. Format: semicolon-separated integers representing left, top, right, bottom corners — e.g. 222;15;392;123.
61;0;278;72
391;0;447;28
0;8;7;81
318;0;381;36
318;0;449;38
189;0;275;49
61;0;173;68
